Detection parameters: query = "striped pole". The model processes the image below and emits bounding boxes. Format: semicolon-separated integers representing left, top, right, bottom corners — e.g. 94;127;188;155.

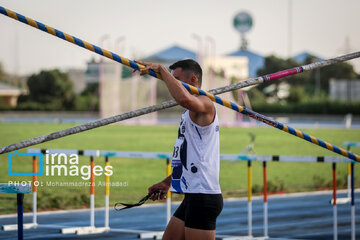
332;163;337;240
0;6;360;157
105;156;110;229
166;158;171;224
0;6;160;79
180;83;360;162
32;156;37;226
248;161;252;237
90;156;95;228
263;161;269;238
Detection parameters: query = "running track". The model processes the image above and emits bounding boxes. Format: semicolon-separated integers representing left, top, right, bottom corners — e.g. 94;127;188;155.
0;191;359;240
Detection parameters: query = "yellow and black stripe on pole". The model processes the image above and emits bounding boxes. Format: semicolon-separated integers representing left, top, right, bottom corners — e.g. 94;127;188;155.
0;6;161;80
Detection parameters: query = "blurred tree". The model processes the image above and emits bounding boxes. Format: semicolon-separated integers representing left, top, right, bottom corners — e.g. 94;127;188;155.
18;69;76;110
256;55;310;102
0;62;7;82
255;54;359;103
305;55;359;95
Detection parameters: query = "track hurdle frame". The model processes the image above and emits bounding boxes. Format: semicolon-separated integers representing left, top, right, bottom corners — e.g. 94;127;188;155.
1;149;111;235
6;148;352;240
217;155;346;240
2;148;356;239
2;156;38;232
343;142;359;240
0;183;31;240
61;153;110;235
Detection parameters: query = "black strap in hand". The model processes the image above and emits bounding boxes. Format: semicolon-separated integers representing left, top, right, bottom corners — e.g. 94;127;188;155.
114;190;166;211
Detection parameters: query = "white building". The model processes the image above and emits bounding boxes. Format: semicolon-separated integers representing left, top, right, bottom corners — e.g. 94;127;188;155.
330;79;360;102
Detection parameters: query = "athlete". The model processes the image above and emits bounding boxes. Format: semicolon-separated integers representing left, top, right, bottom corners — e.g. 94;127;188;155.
137;59;223;240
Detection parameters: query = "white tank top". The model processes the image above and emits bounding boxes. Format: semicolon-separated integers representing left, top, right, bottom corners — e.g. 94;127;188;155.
170;110;221;194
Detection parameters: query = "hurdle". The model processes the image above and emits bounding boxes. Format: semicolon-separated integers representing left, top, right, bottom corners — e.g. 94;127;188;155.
216;155;345;240
1;149;111;235
332;162;338;240
2;156;38;231
6;148;171;239
3;148;356;239
343;142;359;240
0;183;31;240
60;154;109;235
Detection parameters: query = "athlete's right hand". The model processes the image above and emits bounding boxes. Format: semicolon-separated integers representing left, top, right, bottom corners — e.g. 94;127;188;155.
148;180;170;201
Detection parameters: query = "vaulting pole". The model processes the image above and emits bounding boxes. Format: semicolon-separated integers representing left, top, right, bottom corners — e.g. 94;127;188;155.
0;5;360;162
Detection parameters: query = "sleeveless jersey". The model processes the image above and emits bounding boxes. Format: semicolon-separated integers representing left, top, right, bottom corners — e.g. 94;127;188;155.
170;110;221;194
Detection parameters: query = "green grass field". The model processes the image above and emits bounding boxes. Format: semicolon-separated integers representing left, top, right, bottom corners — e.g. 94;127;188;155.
0;123;359;214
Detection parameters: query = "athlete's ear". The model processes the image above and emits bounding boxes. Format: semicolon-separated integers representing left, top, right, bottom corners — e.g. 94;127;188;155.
190;75;197;87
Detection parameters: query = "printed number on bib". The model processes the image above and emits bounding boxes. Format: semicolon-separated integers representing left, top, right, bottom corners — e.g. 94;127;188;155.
172;138;184;167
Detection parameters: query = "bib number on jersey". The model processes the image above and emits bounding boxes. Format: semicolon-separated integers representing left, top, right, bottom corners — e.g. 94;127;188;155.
172;137;184;167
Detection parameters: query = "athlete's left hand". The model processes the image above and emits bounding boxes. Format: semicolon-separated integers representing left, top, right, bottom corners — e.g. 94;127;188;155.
135;60;162;76
148;181;169;201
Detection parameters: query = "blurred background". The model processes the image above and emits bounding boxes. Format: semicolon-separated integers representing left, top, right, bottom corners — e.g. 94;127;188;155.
0;0;359;126
0;2;359;239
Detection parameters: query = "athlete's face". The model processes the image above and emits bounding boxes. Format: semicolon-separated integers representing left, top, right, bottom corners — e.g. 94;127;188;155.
172;68;197;87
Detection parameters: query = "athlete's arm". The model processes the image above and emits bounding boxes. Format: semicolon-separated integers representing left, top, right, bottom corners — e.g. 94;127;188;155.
136;61;215;126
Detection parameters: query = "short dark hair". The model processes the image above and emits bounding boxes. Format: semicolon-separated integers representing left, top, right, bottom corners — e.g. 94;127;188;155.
169;59;202;87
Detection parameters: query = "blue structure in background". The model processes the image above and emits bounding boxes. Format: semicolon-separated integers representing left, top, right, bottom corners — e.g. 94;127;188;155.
144;45;197;64
226;49;265;78
293;51;324;63
143;45;323;79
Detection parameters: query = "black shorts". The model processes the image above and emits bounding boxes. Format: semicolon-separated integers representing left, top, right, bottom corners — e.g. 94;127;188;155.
173;193;223;230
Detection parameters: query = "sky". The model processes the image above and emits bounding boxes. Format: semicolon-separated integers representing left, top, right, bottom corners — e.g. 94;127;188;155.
0;0;359;75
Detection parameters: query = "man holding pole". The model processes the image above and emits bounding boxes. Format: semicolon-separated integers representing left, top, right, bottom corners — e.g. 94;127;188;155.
137;59;223;240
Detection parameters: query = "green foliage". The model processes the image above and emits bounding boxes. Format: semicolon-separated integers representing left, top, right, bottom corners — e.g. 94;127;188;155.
0;62;5;82
287;86;306;103
256;55;307;100
254;54;360;105
77;83;99;111
75;95;98;111
246;87;267;104
0;123;359;212
81;83;98;96
36;191;89;210
17;69;76;110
